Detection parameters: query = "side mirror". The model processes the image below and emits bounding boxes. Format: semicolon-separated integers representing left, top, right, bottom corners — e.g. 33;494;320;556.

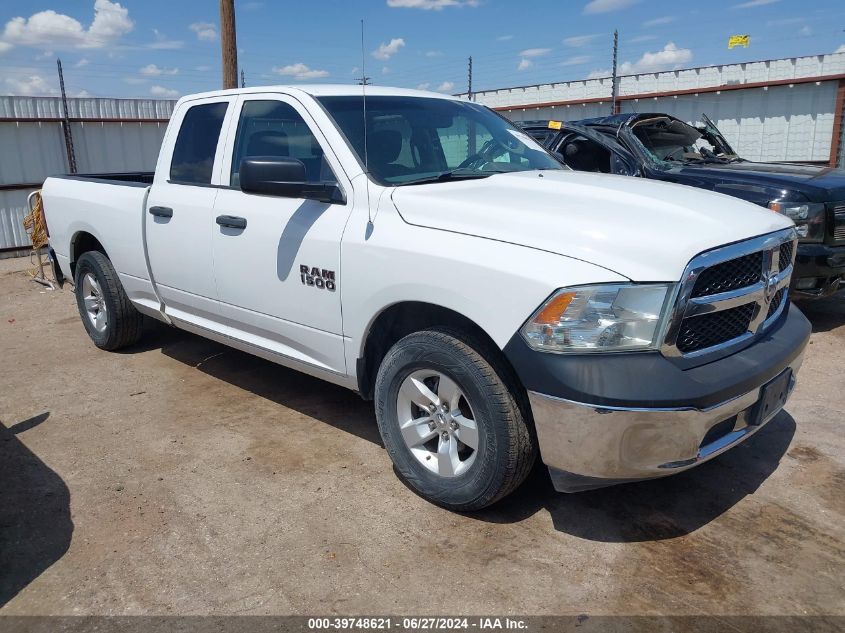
239;156;306;197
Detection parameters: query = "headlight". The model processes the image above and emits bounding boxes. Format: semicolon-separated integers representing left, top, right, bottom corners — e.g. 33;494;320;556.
520;283;674;353
768;201;825;242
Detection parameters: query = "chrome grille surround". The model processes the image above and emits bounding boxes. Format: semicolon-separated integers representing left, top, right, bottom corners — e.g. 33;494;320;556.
662;227;797;359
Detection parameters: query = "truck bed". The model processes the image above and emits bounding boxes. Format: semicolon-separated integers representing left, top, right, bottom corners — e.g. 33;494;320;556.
42;173;155;309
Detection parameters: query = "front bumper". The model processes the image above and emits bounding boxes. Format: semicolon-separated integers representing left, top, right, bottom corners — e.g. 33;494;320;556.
791;243;845;298
506;304;811;492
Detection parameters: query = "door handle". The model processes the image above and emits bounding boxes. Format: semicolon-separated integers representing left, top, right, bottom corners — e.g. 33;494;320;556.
216;215;247;230
149;206;173;218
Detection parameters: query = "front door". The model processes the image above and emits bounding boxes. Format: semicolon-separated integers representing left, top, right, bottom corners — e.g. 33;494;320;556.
211;94;353;375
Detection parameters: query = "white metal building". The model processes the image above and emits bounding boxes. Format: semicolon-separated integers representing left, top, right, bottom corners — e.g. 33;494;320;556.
0;96;175;255
464;52;845;167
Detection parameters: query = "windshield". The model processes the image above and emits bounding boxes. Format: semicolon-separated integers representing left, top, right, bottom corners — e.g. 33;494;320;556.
318;96;562;185
630;116;739;164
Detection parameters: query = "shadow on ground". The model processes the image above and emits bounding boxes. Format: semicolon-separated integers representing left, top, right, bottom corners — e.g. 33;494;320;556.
473;412;796;541
0;412;73;607
129;320;797;543
794;292;845;333
133;320;381;447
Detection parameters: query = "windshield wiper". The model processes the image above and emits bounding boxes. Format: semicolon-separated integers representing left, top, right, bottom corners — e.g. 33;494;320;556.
397;169;494;186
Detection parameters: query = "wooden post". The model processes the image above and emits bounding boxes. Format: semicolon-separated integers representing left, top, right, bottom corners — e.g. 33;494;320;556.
220;0;238;90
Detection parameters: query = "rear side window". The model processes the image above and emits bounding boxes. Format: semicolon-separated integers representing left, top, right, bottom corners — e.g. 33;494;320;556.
170;102;228;184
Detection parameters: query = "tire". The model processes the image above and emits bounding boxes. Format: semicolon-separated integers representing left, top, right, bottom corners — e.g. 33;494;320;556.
374;327;536;511
73;251;143;351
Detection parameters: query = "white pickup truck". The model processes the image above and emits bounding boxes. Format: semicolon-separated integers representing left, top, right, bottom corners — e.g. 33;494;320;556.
42;85;810;510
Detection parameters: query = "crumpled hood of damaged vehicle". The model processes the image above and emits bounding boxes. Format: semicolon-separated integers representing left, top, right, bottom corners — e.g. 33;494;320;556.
390;169;793;282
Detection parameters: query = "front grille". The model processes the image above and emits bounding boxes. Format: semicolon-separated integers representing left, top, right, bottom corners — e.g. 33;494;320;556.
690;252;763;298
834;204;845;242
663;228;795;359
778;241;794;271
676;303;756;353
766;288;787;320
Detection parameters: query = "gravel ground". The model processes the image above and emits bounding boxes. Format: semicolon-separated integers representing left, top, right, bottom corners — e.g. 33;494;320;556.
0;254;843;616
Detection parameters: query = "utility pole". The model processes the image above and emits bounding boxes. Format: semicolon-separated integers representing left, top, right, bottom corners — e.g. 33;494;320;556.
357;76;371;85
467;56;473;102
610;29;619;115
467;56;476;156
241;69;245;88
220;0;238;89
56;58;77;174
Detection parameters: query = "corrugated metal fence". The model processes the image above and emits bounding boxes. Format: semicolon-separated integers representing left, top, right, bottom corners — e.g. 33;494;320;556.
0;95;175;255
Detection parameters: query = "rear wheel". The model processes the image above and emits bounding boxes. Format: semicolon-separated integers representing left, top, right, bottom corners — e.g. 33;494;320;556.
74;251;143;350
374;328;536;511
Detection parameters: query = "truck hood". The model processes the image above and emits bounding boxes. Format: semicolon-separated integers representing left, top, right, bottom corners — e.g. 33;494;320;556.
390;170;793;282
669;161;845;203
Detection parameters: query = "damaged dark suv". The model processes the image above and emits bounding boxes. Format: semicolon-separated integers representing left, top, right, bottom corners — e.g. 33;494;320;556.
521;113;845;298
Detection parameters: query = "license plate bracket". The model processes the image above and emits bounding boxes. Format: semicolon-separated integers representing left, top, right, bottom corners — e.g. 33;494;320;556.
750;369;792;426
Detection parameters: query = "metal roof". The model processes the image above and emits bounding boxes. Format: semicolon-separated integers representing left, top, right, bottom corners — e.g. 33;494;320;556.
0;95;176;120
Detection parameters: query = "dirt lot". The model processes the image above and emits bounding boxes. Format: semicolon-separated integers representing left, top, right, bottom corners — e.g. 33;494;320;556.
0;254;843;616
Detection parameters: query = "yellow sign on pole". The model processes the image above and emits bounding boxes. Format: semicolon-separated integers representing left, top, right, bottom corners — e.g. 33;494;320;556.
728;34;750;49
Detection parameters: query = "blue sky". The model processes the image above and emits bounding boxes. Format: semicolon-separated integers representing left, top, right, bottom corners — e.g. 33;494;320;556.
0;0;843;99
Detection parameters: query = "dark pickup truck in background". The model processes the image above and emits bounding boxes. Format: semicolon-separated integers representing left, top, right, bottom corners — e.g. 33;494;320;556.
520;113;845;298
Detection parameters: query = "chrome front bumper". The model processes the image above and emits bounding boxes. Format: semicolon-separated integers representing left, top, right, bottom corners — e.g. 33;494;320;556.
528;353;804;492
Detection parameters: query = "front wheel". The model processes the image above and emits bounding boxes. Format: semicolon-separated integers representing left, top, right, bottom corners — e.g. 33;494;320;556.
74;251;143;351
374;328;536;511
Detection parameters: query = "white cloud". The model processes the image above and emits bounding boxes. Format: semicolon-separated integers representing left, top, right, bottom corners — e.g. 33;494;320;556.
386;0;480;9
497;35;513;41
351;66;360;75
123;76;147;84
436;81;454;92
75;58;89;67
560;55;590;66
628;34;657;43
733;0;779;7
1;0;133;51
583;0;638;14
0;41;11;53
517;58;533;70
586;42;692;78
644;16;674;26
5;74;57;95
149;28;183;50
189;22;217;41
799;25;812;36
835;44;845;53
272;62;330;79
150;85;179;98
382;66;391;74
618;42;692;74
425;50;444;57
519;47;551;58
372;38;405;60
563;34;597;47
140;63;178;76
75;89;90;97
242;1;265;9
416;82;431;89
195;65;211;72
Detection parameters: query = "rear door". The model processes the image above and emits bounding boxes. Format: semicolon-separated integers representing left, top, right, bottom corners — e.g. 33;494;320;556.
145;96;236;325
210;93;353;375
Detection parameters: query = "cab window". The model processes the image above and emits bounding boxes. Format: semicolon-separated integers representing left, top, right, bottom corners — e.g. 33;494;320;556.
230;100;336;187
